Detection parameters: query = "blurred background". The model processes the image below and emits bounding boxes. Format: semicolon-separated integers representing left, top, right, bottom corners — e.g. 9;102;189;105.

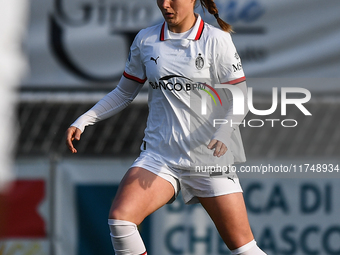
1;0;340;254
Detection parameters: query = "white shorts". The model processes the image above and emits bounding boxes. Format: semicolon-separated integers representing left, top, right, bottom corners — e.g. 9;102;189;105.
130;151;243;204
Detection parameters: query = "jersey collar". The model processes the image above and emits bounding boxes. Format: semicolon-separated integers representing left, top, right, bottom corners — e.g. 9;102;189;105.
160;14;204;41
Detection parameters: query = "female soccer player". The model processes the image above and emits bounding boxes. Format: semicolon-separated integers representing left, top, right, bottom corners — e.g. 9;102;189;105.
66;0;267;254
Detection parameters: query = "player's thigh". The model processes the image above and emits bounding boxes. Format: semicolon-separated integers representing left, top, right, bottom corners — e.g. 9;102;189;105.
109;167;175;225
198;192;254;250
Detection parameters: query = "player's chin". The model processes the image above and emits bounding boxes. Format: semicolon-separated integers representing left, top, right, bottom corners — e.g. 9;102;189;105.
163;16;176;24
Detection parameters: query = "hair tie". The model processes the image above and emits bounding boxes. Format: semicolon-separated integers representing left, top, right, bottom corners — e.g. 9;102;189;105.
214;13;219;19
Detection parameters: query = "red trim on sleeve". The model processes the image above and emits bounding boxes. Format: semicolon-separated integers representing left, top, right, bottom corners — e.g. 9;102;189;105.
194;19;205;40
123;71;147;84
160;22;165;41
223;76;246;85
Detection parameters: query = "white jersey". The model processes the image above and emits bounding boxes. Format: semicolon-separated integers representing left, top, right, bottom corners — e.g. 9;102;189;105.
124;15;247;169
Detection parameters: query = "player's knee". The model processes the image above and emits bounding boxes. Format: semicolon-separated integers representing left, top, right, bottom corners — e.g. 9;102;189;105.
109;207;143;225
109;208;129;222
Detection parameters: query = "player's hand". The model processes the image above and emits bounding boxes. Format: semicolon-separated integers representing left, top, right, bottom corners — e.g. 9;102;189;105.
66;126;82;153
207;139;227;157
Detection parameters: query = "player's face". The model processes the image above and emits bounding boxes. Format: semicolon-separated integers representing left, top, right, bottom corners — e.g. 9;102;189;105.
157;0;196;33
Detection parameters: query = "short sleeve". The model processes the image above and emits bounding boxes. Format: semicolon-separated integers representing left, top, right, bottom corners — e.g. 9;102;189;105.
123;31;147;84
215;33;246;85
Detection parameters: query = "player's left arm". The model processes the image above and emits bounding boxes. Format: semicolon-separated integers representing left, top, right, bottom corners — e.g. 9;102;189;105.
209;80;249;153
208;33;249;157
208;81;249;157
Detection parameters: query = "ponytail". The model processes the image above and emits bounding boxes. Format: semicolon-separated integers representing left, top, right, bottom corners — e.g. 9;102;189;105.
199;0;233;33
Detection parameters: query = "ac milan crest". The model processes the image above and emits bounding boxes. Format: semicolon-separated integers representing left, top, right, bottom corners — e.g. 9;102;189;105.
195;53;204;70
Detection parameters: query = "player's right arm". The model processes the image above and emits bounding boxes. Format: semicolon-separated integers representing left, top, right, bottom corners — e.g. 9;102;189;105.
65;75;144;153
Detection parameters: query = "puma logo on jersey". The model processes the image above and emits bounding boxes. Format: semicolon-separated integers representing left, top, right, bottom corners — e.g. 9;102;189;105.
228;176;235;183
150;56;159;64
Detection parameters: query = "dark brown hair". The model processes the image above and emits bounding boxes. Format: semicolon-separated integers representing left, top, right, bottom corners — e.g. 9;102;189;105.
199;0;233;33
